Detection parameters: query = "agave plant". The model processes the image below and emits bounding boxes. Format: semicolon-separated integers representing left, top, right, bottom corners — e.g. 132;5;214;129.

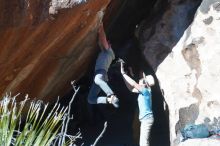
0;92;78;146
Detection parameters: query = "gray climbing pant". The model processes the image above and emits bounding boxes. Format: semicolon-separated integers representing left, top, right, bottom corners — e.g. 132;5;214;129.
88;69;114;104
140;117;154;146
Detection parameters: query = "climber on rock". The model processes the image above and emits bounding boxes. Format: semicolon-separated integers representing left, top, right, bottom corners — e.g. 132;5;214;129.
87;22;119;108
119;60;155;146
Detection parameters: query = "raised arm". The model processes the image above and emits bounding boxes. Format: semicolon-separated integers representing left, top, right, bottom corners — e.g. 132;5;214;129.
120;62;142;93
98;22;110;49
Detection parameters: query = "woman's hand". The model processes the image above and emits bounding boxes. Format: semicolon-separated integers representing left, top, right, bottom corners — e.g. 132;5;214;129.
118;58;125;74
120;62;125;75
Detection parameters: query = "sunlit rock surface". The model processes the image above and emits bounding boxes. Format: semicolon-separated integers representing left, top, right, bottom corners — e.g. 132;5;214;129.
140;0;220;145
0;0;111;101
178;138;220;146
139;0;202;71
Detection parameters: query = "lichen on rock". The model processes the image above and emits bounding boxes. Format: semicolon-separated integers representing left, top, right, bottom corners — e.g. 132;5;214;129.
49;0;87;14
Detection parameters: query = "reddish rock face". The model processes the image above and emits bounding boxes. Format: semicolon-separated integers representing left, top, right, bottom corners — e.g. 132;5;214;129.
0;0;111;101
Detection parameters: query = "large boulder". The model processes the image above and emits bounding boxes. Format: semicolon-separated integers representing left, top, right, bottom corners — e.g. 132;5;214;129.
179;138;220;146
0;0;112;101
140;0;220;145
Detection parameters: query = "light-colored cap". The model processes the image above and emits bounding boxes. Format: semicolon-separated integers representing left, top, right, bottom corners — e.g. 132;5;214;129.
143;73;155;86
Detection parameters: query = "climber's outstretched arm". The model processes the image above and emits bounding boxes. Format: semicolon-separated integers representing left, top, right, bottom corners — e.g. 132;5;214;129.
98;22;110;50
120;62;141;93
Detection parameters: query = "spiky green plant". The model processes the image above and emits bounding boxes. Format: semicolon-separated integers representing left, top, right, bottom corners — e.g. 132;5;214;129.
0;93;75;146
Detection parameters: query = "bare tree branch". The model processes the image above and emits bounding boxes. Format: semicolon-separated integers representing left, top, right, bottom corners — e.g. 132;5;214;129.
91;121;108;146
59;81;80;146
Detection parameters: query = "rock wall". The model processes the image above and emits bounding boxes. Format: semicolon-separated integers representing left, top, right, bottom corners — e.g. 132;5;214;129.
140;0;220;145
0;0;112;101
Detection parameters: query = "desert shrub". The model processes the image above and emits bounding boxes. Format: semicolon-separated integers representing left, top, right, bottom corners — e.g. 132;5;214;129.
0;93;79;146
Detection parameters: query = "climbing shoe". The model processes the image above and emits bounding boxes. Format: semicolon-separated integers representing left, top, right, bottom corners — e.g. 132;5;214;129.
107;95;119;108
